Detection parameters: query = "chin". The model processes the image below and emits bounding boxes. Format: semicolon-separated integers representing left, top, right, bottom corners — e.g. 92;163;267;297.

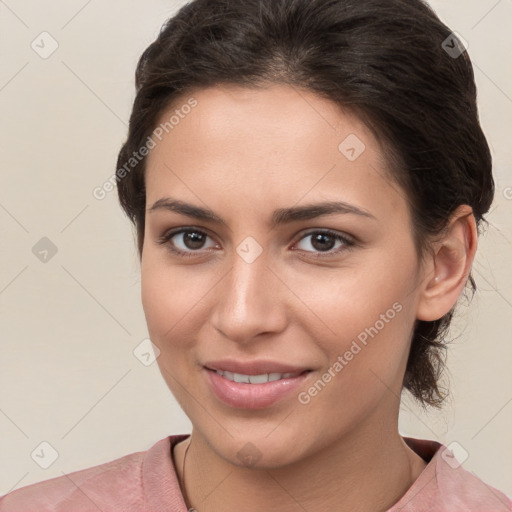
201;428;310;470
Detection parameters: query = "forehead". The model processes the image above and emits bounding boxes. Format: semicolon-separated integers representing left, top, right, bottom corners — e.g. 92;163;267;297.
150;83;374;161
145;84;405;219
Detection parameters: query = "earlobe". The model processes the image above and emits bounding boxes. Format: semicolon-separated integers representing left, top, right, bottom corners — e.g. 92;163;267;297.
416;205;478;322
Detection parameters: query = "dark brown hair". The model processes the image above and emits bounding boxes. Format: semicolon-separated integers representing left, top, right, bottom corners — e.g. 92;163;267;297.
116;0;493;407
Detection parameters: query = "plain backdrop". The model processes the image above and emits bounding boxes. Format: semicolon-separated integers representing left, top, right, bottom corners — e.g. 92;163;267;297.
1;0;511;499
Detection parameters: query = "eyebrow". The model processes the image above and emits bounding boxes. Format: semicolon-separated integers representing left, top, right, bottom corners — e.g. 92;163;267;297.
147;197;376;226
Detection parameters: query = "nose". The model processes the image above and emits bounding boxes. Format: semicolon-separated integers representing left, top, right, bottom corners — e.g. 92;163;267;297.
210;248;288;344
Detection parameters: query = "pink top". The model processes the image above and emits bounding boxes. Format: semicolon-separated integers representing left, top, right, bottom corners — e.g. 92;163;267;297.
1;434;510;511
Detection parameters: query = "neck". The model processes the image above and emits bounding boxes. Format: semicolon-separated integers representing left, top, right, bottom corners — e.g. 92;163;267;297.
174;415;427;512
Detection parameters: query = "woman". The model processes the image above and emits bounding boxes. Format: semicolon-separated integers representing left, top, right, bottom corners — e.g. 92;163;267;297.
1;0;510;510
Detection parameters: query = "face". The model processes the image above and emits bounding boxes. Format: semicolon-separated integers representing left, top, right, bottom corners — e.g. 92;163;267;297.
141;84;427;468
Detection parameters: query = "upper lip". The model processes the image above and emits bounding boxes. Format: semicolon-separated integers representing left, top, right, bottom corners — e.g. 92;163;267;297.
204;359;311;375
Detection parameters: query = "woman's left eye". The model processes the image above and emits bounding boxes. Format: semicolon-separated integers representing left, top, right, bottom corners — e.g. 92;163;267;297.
157;227;355;258
293;229;355;256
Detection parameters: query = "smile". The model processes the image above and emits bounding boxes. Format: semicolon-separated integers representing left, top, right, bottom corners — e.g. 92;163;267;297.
204;367;312;409
213;369;304;383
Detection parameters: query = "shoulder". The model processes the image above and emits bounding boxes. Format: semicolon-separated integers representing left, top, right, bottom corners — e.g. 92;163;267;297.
391;438;512;511
0;436;179;512
435;457;512;511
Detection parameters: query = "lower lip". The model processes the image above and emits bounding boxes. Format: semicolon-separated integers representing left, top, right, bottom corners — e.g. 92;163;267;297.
204;368;311;409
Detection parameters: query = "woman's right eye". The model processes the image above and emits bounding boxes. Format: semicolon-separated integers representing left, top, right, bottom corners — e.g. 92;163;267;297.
157;228;219;257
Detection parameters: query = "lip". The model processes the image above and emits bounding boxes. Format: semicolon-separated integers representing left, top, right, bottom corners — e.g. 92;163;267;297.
204;367;312;409
203;359;310;375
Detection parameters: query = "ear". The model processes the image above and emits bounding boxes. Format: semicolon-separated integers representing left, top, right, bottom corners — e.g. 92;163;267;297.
416;205;478;322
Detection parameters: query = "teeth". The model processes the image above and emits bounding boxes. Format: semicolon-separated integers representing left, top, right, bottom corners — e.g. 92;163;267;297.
223;370;235;381
249;374;269;384
215;370;301;383
234;372;249;383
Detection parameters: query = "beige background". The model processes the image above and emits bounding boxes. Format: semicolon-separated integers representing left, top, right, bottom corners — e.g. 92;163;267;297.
1;0;511;499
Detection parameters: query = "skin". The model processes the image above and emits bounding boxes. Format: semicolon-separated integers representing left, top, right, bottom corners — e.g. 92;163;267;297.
141;83;477;512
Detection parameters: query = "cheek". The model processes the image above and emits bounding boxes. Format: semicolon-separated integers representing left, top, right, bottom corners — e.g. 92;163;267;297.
140;256;214;354
141;256;188;345
140;260;201;401
310;285;410;380
297;258;413;341
298;248;418;391
296;287;413;428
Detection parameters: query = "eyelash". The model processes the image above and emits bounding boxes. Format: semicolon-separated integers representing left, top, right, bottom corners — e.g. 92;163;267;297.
156;227;356;259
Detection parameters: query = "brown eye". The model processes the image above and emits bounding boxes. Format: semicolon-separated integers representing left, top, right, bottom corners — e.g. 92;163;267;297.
294;230;355;256
157;228;218;256
180;231;208;250
310;232;337;251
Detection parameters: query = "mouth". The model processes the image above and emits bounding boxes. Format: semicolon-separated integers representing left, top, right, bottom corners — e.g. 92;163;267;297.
203;362;313;409
203;358;312;376
207;368;311;384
